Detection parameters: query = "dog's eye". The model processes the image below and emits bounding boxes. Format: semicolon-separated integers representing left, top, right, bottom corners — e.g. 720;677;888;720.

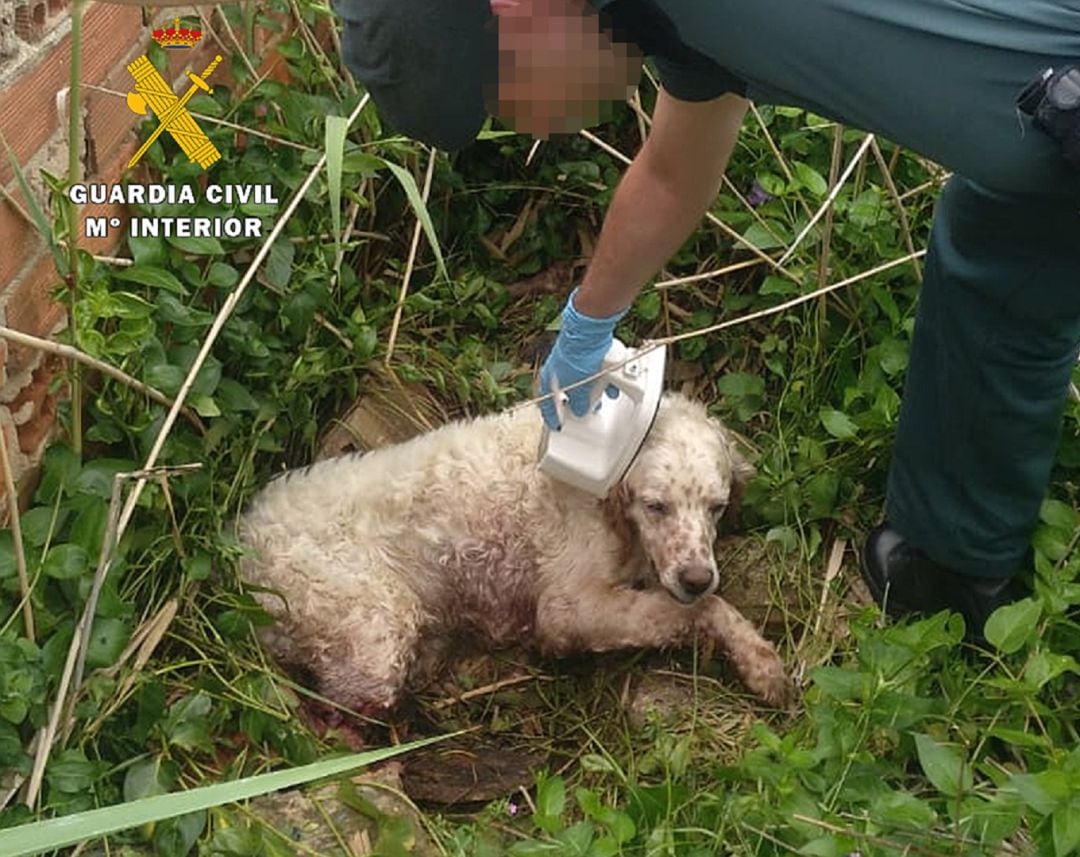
644;500;669;516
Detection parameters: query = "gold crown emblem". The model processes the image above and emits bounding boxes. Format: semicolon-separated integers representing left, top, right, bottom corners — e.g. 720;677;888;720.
152;17;202;50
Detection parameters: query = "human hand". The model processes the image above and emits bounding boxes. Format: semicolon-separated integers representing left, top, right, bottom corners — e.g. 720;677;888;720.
538;288;628;429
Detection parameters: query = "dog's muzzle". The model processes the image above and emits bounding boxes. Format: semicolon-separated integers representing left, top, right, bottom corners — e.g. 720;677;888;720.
670;564;719;603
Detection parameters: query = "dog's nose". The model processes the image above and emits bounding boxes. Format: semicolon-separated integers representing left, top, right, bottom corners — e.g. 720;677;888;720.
677;565;716;598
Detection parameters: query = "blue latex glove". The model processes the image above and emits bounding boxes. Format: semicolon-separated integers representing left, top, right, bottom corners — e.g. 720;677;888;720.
539;288;629;430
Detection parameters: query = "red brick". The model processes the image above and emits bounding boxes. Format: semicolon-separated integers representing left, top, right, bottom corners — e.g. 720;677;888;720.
14;2;47;43
4;250;65;372
0;193;42;290
10;354;59;455
78;139;137;256
0;3;144;186
0;419;14;501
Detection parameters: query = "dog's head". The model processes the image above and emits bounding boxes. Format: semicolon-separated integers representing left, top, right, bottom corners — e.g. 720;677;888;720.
604;393;755;604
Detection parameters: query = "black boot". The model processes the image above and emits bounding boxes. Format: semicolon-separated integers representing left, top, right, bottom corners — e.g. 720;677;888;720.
860;524;1024;642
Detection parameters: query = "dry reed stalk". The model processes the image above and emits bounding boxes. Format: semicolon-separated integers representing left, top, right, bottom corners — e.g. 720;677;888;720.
776;133;876;268
0;326;206;433
816;124;845;288
384;147;438;366
748;102;813;220
653;258;764;290
0;418;34;642
870;137;924;281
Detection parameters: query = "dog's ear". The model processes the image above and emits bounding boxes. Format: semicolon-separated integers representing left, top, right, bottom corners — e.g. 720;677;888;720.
603;480;635;565
720;440;757;535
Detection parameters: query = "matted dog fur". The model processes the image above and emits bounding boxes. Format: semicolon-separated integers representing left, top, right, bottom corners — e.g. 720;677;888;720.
238;392;791;712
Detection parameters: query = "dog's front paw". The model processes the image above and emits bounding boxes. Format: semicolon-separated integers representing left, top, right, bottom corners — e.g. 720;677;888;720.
741;640;794;708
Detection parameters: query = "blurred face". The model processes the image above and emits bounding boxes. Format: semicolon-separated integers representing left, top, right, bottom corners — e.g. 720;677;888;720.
490;0;642;137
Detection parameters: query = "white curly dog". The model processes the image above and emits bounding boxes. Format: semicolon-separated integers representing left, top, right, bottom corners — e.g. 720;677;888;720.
238;392;791;714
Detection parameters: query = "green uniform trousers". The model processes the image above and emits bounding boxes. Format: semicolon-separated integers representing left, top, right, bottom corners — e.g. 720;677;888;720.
655;0;1080;577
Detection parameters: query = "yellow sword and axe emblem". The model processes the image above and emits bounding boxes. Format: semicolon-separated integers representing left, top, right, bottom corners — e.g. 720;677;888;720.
125;54;223;170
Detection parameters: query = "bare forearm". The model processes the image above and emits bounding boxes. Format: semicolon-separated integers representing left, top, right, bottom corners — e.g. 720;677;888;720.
573;154;720;317
573;91;748;319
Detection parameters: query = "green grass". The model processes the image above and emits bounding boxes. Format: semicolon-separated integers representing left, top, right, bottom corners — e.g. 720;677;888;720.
1;1;1079;855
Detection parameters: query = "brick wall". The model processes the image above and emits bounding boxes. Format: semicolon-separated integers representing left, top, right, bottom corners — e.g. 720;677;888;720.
0;1;297;513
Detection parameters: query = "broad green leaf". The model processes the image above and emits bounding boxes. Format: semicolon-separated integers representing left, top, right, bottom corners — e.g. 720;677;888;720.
872;789;937;829
984;598;1041;654
153;811;205;857
124;757;173;802
740;221;787;251
215;378;260;412
264;238;295;289
556;821;595;853
1040;498;1079;533
165;234;224;256
804;470;839;518
876;337;909;376
820;408;858;440
0;736;449;857
1055;804;1080;856
144;364;185;396
0;720;24;767
716;372;765;399
342;150;385;176
86;617;130;669
809;666;865;701
19;506;64;547
191;394;221;418
127;232;166;267
182;555;212;581
914;733;971;797
206;261;239;289
164;693;213;752
986;726;1048;749
155;294;213;327
765;525;799;553
383;158;448;282
798;835;853;857
1024;650;1079;689
534;774;566;835
75;459;136;499
635;291;661;321
0;531;14;579
46;750;101;794
1033;526;1072;563
759;274;798;296
1011;770;1072;815
577;789;635;844
42;544;88;580
849;188;884;228
115;266;187;295
794;161;828;197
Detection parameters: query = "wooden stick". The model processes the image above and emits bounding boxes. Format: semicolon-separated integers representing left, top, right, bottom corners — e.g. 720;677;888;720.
775;133;876;268
431;674;552;710
0;326;206;434
870;137;923;281
0;418;34;642
384;148;437;366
